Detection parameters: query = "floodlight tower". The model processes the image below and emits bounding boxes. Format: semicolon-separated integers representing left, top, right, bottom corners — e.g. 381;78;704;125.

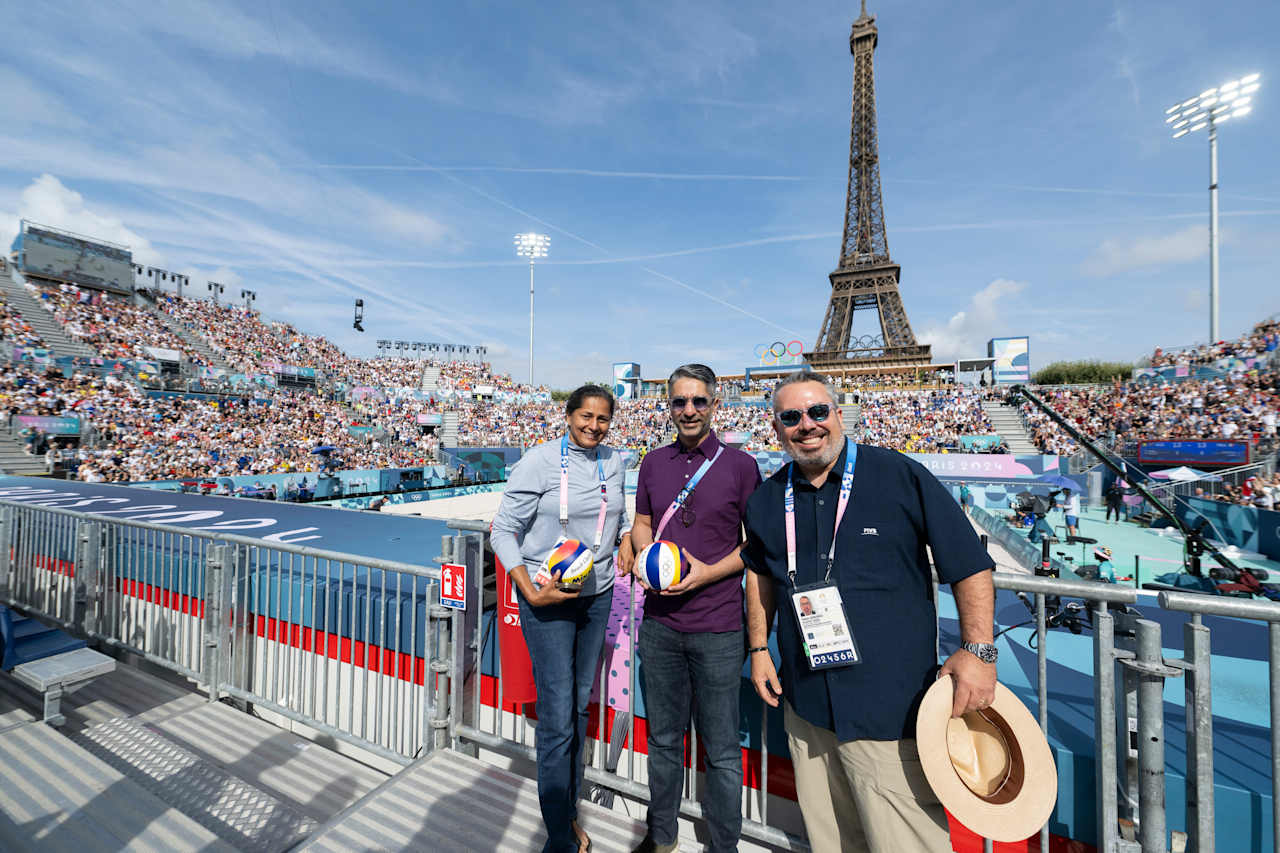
514;232;550;386
1165;73;1260;343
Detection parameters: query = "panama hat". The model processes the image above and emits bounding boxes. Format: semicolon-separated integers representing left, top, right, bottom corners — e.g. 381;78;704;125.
916;675;1057;842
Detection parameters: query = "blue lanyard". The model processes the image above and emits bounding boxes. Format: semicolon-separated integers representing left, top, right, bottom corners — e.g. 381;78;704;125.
784;438;856;585
654;445;724;540
560;435;608;548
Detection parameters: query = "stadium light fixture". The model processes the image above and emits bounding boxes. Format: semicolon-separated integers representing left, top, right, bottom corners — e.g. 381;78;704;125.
514;232;550;386
1164;73;1262;343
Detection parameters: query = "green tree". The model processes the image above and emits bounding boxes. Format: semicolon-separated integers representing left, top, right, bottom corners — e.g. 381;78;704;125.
1033;360;1133;385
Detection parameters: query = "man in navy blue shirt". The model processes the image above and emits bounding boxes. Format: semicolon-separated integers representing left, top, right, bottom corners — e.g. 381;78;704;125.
743;373;996;852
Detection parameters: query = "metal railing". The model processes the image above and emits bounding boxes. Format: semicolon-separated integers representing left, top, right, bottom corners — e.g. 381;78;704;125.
0;498;451;766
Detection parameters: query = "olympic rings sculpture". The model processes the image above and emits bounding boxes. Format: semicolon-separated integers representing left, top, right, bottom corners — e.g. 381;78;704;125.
754;339;805;366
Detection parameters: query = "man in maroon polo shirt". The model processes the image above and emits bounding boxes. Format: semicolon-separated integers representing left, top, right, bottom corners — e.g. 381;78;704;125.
621;363;762;853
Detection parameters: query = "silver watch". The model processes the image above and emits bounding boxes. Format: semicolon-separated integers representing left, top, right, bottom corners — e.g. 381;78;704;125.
961;642;998;664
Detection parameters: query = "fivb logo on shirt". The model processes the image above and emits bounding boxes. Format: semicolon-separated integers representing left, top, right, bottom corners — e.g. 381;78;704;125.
862;527;878;536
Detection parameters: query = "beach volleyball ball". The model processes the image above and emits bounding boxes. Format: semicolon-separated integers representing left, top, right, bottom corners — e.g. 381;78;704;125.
639;540;683;590
543;538;593;585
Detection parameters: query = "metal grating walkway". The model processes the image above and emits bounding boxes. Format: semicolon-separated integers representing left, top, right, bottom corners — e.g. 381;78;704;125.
0;720;235;852
299;749;688;853
76;717;316;852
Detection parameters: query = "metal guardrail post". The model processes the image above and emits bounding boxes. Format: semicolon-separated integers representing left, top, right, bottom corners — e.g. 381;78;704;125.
429;592;452;754
1124;618;1180;853
203;543;227;701
0;504;10;599
1093;604;1121;853
74;520;102;636
1272;622;1280;853
1182;616;1214;853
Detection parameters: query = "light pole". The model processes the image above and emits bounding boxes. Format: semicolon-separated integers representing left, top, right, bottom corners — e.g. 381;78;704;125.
240;289;257;311
207;281;225;304
514;233;549;385
1165;73;1260;343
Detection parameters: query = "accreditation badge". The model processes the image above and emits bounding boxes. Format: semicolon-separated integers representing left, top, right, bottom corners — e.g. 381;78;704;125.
790;583;860;670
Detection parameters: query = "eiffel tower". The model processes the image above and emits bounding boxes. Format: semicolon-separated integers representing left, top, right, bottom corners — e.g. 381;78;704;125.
806;2;932;373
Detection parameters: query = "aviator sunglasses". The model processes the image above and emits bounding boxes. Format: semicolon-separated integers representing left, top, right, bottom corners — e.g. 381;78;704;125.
776;403;832;428
669;396;712;412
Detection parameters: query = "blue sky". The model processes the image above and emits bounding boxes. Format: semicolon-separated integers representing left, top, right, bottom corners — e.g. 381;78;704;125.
2;0;1277;387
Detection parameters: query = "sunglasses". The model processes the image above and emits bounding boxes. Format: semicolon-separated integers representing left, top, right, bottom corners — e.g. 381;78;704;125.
777;403;832;428
669;396;712;412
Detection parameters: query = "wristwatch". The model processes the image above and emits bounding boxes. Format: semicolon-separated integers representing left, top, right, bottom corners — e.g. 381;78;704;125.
961;642;999;664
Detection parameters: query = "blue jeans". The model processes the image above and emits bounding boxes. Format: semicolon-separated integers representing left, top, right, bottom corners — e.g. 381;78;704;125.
518;588;612;853
638;617;744;852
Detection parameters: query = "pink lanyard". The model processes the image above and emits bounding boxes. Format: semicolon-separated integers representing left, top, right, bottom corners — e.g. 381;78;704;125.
560;435;608;549
654;446;724;540
784;438;856;586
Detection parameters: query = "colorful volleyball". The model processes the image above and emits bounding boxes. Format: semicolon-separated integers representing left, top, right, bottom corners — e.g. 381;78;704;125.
639;540;683;590
542;538;593;585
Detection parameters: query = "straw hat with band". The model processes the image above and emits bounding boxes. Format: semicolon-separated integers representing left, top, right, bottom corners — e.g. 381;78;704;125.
1094;546;1113;561
916;675;1058;842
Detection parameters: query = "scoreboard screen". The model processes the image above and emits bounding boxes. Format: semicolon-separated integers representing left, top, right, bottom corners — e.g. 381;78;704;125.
1137;440;1249;467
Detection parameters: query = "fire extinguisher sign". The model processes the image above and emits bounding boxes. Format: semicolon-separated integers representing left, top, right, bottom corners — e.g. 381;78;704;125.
440;563;467;610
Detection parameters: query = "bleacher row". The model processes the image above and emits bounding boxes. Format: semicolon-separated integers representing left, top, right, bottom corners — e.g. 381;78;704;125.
2;268;1278;484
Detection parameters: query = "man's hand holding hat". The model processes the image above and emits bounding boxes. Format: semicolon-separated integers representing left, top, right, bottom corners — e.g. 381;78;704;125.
937;645;997;717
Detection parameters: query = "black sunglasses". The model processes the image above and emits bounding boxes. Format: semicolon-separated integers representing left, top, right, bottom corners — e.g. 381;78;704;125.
777;403;832;428
669;396;712;412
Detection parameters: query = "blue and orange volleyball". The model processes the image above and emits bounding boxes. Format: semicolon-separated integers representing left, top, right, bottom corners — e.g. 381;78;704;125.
543;538;593;584
639;540;683;590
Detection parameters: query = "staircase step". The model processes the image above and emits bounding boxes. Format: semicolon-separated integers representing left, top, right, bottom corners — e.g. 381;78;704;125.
5;629;86;670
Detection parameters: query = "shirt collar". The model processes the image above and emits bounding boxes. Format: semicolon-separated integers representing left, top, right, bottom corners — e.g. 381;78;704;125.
563;434;599;459
672;429;721;459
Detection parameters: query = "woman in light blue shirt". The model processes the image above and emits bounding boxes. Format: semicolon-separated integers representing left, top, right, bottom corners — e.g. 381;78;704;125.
491;384;629;853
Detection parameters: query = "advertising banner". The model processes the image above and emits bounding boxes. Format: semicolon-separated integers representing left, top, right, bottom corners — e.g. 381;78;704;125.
415;412;443;426
15;415;80;435
959;434;1004;451
987;337;1030;384
496;556;537;704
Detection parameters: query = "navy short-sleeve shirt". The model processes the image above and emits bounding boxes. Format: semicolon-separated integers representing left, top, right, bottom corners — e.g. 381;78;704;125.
741;442;992;742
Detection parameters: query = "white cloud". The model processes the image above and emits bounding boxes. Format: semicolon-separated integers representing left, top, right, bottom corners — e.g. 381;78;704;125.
5;174;164;266
918;278;1027;362
1081;225;1206;276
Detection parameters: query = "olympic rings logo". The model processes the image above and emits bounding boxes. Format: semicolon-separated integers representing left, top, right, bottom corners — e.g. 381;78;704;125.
754;340;805;366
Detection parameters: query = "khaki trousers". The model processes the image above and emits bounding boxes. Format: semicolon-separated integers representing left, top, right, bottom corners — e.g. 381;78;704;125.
784;702;952;853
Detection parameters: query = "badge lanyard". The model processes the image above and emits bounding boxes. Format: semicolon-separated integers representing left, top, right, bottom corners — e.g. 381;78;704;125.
653;446;724;540
560;434;608;549
784;438;856;587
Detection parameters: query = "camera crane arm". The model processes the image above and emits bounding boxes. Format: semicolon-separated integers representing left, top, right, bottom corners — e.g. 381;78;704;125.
1010;384;1242;580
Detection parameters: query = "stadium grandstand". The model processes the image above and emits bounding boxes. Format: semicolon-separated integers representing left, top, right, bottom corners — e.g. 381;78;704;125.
2;245;1278;491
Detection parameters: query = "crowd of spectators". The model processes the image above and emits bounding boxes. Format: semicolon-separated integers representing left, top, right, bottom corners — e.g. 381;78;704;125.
1148;319;1280;367
858;389;996;453
5;283;1280;490
31;281;209;365
0;294;45;350
1018;318;1280;458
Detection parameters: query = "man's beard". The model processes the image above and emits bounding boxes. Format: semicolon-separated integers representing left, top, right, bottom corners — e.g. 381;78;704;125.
784;429;842;469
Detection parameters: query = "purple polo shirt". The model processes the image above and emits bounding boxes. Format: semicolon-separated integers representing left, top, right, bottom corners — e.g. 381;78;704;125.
636;430;762;633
